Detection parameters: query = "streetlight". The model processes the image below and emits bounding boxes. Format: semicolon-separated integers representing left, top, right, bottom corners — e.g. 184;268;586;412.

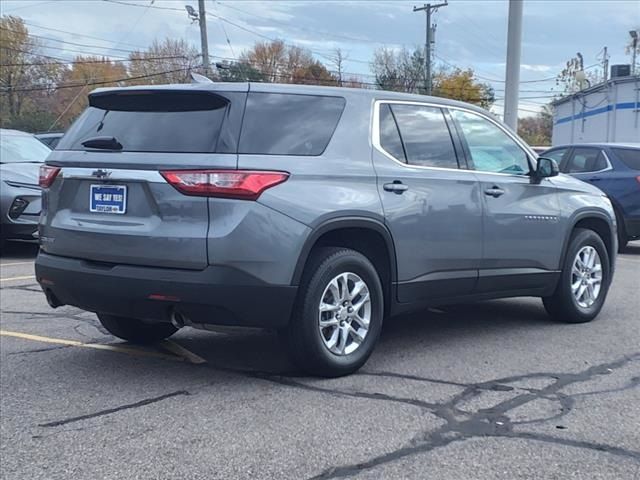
185;5;198;22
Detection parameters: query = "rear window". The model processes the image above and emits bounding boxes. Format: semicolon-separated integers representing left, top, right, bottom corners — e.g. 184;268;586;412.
612;148;640;171
57;91;231;153
239;93;345;156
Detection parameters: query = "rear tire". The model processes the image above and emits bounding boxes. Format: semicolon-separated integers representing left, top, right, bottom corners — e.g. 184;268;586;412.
543;228;611;323
282;247;384;377
97;313;177;344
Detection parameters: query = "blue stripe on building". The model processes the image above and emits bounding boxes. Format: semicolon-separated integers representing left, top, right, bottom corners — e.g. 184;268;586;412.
554;102;639;125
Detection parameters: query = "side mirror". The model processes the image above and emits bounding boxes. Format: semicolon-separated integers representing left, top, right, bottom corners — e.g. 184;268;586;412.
533;157;559;182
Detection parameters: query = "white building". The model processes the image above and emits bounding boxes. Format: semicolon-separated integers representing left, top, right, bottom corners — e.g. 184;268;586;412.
551;75;639;145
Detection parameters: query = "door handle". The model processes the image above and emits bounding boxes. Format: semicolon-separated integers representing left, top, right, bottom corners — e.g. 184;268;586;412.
484;186;505;198
383;181;409;194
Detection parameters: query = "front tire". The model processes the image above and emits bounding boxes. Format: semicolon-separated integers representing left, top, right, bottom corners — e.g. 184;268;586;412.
543;228;611;323
282;247;384;377
97;313;177;344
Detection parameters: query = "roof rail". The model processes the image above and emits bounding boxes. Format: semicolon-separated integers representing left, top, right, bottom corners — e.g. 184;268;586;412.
190;72;214;84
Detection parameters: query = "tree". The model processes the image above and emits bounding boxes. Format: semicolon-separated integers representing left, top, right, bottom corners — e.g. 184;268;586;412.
51;56;126;128
432;68;495;109
291;60;337;86
370;46;425;93
127;38;199;85
517;106;553;146
370;46;493;107
215;60;265;82
238;39;331;84
239;39;287;82
329;48;347;87
554;52;600;94
0;15;65;130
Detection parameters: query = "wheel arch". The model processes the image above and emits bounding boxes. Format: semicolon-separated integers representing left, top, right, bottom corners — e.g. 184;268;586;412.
560;210;616;269
291;217;398;315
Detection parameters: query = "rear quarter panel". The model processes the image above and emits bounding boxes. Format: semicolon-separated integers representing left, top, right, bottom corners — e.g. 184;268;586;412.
239;93;384;230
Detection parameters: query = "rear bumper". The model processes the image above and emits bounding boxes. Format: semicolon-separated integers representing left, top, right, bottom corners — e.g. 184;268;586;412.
35;252;297;328
0;218;38;240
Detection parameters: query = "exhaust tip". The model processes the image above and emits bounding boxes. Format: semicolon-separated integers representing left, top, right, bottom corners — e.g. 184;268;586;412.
170;310;186;329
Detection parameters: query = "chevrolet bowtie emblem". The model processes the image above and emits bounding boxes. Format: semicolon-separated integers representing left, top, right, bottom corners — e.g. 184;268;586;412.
92;169;111;179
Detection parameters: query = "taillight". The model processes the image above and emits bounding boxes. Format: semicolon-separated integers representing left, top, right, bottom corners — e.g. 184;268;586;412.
160;170;289;200
636;175;640;185
39;165;60;188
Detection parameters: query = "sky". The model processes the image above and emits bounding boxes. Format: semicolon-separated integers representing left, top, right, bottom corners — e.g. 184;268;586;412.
2;0;639;118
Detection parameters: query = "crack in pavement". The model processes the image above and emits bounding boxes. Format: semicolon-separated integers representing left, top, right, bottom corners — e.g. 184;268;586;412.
250;353;640;479
7;345;73;355
38;390;190;428
7;317;638;476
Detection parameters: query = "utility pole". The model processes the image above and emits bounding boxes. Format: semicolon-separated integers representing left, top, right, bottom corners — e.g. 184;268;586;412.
413;1;447;95
503;0;523;130
602;46;609;82
630;31;638;75
198;0;210;75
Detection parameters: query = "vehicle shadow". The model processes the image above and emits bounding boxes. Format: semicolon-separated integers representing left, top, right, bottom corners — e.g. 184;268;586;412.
621;240;640;256
0;241;39;260
169;298;552;377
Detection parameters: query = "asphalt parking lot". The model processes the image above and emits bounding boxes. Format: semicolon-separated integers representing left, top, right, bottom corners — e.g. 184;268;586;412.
1;242;639;480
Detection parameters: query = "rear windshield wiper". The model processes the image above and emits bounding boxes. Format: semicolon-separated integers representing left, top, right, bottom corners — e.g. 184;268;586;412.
81;136;123;151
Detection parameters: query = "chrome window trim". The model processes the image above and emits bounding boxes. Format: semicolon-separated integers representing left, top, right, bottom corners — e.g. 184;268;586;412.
371;99;536;178
568;148;613;175
59;167;165;183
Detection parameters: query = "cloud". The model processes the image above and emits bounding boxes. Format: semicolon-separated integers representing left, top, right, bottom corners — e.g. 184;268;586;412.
522;64;553;73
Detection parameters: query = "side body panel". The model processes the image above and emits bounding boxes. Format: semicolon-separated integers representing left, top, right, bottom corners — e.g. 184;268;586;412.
474;172;562;292
371;101;483;302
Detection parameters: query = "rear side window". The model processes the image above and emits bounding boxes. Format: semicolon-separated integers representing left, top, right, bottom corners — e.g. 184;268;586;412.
390;104;458;169
57;91;234;153
239;93;345;156
567;148;607;173
379;104;406;162
612;148;640;171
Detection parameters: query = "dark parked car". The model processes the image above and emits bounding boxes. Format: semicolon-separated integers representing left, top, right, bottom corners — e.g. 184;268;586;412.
0;129;51;248
35;132;64;149
36;83;617;376
542;143;640;250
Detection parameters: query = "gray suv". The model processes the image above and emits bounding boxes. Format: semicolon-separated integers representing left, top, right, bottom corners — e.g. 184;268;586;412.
35;82;617;376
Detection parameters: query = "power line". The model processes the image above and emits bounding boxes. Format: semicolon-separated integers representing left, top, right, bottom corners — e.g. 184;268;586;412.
113;0;155;50
1;65;199;94
1;46;194;66
209;0;236;59
216;1;378;45
22;20;148;50
0;26;141;55
2;0;57;12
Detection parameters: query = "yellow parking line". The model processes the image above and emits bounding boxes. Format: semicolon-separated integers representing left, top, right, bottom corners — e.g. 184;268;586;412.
0;330;183;361
0;275;36;282
0;261;34;267
159;340;207;364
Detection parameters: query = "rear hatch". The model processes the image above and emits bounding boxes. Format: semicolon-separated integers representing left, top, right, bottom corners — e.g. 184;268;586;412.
41;85;247;270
